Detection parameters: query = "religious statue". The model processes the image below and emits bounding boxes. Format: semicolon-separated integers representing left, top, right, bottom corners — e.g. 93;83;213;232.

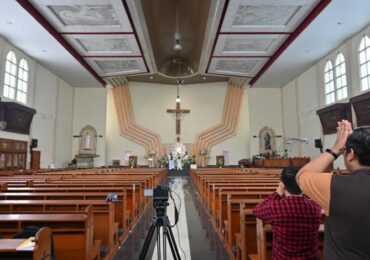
259;126;276;154
84;133;91;150
264;132;271;150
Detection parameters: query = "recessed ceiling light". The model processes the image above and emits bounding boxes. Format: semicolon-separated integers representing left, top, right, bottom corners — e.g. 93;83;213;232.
6;21;13;25
337;22;343;26
42;50;47;53
150;76;154;79
203;76;206;80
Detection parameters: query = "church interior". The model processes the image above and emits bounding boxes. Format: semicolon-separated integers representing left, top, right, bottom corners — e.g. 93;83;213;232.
0;0;369;259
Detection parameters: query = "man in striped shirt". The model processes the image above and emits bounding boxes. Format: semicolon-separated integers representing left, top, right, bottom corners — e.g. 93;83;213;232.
254;167;322;260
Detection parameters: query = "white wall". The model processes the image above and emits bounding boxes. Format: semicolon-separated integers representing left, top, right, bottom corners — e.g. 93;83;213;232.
282;23;370;169
105;81;251;165
72;87;107;167
54;79;74;168
247;88;284;156
282;81;300;156
31;65;58;168
0;37;74;169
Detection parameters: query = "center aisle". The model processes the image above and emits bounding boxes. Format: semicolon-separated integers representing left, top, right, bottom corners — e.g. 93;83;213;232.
114;175;229;260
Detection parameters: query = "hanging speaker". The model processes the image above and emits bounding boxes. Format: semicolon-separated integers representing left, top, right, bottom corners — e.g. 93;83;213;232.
31;139;38;148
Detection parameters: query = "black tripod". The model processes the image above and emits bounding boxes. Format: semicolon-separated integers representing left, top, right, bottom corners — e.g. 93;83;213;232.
138;208;181;260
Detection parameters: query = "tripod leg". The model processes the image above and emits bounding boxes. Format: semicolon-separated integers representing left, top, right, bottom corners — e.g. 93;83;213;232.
138;221;157;260
163;228;167;260
164;223;181;260
157;225;161;260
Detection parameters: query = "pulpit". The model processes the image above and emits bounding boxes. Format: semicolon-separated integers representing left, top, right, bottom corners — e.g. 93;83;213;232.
31;150;40;170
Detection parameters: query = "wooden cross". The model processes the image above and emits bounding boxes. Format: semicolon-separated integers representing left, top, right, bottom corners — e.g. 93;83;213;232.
167;102;190;135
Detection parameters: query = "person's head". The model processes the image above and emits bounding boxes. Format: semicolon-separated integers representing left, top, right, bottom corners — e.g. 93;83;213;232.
281;167;302;195
344;126;370;171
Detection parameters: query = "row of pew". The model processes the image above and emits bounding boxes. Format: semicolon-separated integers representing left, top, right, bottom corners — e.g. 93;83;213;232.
190;168;324;260
0;167;167;260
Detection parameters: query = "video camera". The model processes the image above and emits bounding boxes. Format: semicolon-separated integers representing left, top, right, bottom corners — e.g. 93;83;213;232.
153;185;170;217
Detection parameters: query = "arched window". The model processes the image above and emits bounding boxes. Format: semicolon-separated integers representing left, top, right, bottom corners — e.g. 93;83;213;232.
359;35;370;91
324;61;335;105
2;51;29;104
17;59;29;104
3;51;17;99
334;53;347;100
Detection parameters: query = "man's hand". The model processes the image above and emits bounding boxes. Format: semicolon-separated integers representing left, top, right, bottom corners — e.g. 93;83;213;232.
276;182;285;196
332;120;353;155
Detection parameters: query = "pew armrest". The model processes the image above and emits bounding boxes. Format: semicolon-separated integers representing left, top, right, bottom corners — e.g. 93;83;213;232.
90;239;101;260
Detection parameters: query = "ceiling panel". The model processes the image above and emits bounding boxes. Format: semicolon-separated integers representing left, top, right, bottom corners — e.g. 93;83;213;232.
27;0;148;80
221;0;319;33
214;34;288;56
64;34;141;56
206;0;324;82
87;57;147;76
30;0;132;32
208;57;268;77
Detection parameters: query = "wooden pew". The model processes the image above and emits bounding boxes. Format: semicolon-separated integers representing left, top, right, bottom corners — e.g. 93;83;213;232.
0;191;129;236
0;206;100;260
2;185;139;226
225;198;262;257
0;200;118;258
0;226;52;260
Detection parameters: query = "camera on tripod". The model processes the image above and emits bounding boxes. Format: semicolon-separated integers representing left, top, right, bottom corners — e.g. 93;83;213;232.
153;185;170;217
140;185;181;260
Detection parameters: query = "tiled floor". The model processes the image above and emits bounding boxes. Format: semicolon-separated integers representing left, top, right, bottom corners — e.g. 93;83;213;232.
114;176;229;260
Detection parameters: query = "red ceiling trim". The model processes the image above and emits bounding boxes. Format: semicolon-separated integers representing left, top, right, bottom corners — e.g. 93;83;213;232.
121;0;150;73
61;32;135;35
212;55;271;58
205;0;230;74
84;55;143;58
16;0;106;87
249;0;332;86
219;32;290;35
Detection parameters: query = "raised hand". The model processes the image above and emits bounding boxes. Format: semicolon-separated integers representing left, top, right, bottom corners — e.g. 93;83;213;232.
332;120;353;155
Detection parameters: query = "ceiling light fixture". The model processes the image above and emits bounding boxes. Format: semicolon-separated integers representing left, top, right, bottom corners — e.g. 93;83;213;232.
173;5;182;51
176;79;183;103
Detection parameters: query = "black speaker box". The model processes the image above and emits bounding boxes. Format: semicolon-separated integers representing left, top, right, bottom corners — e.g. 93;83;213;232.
314;139;322;148
31;139;38;148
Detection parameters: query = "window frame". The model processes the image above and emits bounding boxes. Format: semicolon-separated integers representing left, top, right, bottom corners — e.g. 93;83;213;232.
323;52;348;105
358;35;370;92
2;49;30;105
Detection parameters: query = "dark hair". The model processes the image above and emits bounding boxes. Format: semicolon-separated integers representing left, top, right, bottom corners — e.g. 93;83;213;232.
346;126;370;166
280;167;302;195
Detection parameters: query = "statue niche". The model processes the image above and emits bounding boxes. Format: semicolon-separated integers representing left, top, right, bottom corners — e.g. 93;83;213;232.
259;127;276;154
79;125;97;155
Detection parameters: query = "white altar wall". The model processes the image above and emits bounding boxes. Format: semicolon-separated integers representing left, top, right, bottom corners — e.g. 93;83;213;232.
104;81;282;165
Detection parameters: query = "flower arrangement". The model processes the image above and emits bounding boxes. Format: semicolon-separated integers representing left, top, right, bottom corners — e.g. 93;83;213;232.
129;158;136;168
157;156;168;168
144;150;157;160
199;148;208;156
217;158;224;167
183;155;196;167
